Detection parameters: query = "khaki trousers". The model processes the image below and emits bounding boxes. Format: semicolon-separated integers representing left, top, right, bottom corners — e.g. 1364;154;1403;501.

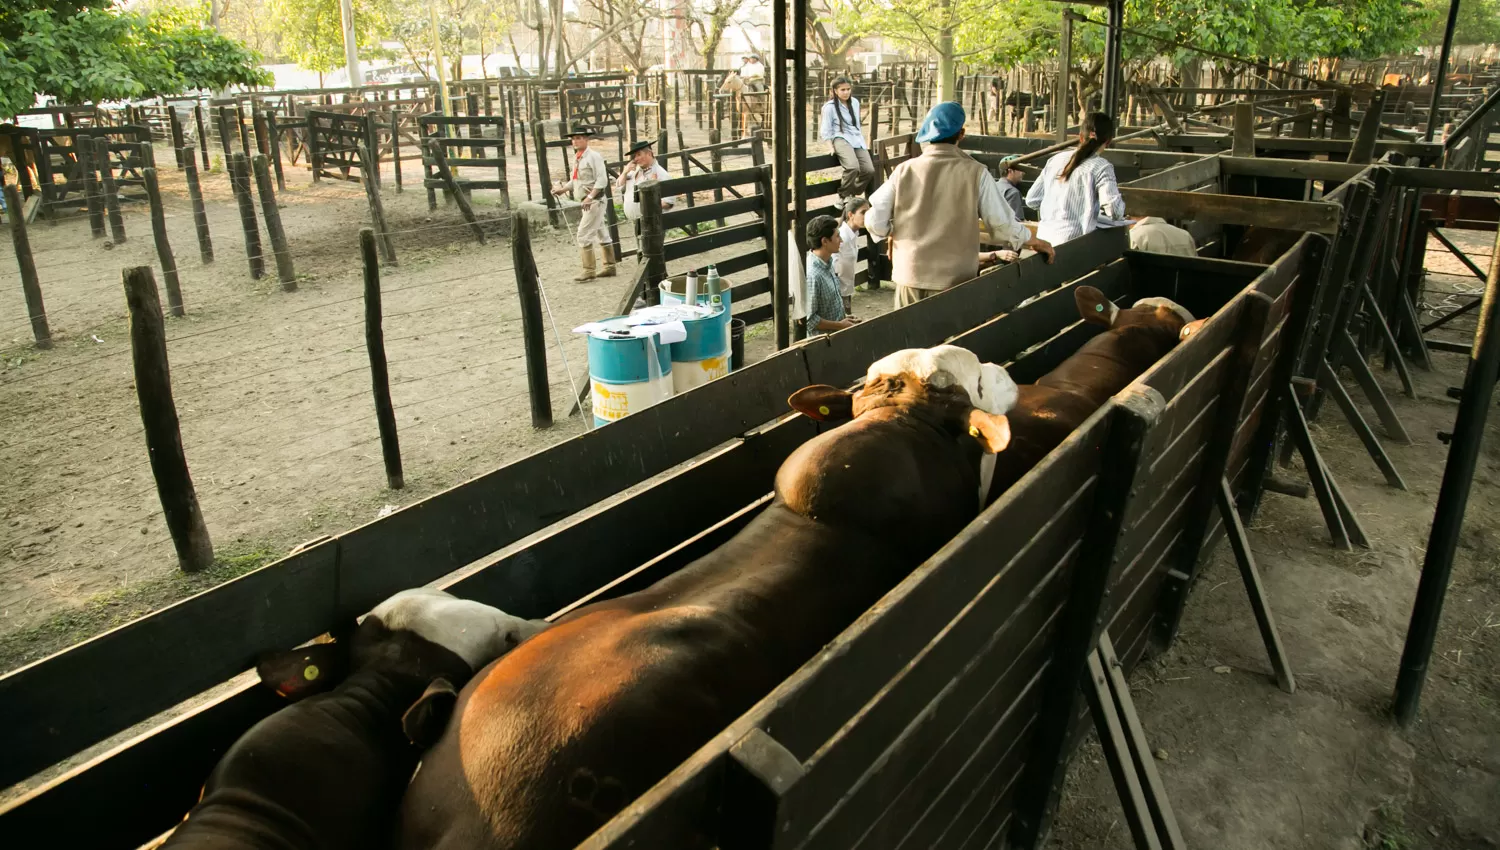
895;283;940;307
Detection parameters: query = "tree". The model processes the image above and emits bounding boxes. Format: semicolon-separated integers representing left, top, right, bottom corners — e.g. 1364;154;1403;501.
834;0;1003;100
1420;0;1500;47
0;0;106;42
688;0;749;69
578;0;660;73
267;0;384;75
0;7;271;118
808;0;866;70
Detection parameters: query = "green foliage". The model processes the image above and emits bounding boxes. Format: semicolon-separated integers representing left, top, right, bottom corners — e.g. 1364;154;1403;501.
268;0;385;73
0;7;270;118
0;0;107;42
1420;0;1500;46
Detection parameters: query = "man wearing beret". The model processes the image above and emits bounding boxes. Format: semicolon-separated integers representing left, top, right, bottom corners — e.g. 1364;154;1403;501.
616;139;677;222
867;102;1054;306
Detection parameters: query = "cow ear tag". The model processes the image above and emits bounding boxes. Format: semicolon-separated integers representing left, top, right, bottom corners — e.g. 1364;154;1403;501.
788;385;854;422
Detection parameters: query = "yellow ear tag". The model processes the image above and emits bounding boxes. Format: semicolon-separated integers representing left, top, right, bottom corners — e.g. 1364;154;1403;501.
303;664;320;681
818;405;830;416
969;425;981;438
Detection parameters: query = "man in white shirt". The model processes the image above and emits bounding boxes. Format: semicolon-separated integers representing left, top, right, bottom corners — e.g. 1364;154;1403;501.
616;140;677;222
738;55;766;92
867;102;1054;307
551;124;615;281
1129;216;1197;257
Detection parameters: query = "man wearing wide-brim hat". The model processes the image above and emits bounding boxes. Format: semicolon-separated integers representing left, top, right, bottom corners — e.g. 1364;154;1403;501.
552;124;616;281
867;102;1055;307
616;139;678;223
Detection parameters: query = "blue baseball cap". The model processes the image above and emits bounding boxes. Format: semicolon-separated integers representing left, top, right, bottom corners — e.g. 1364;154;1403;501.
916;101;966;143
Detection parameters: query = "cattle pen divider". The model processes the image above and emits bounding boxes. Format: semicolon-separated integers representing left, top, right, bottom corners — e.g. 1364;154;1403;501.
0;219;1327;850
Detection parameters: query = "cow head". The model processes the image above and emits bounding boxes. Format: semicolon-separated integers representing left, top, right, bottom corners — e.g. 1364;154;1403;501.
1075;285;1204;341
256;588;547;744
782;345;1015;557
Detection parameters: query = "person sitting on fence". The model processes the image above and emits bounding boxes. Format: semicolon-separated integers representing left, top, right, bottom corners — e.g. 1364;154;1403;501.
616;139;677;223
552;124;616;281
821;76;875;199
834;196;870;318
806;215;859;335
1128;216;1197;257
738;55;767;92
996;154;1026;221
867;101;1055;308
1025;111;1127;247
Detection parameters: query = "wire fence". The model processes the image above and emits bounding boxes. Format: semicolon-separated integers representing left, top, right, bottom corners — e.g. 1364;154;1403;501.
0;160;606;655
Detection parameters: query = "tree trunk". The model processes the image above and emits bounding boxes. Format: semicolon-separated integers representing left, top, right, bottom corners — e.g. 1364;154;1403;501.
702;24;724;70
937;0;956;102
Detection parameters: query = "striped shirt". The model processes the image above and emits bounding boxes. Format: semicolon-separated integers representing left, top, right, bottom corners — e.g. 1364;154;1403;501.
1024;150;1126;245
805;252;845;333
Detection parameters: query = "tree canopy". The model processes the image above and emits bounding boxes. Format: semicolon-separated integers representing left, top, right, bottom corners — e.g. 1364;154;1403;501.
0;6;271;117
1419;0;1500;47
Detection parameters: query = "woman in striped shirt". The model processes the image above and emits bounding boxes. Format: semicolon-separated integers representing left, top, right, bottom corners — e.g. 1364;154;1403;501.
1025;112;1126;246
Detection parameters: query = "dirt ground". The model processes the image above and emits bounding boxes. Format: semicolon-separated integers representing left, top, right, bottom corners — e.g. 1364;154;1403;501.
0;129;875;671
1048;227;1500;849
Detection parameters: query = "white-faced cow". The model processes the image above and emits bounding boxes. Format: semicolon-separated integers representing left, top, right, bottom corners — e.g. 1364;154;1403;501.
394;345;1015;850
161;588;546;850
987;285;1202;500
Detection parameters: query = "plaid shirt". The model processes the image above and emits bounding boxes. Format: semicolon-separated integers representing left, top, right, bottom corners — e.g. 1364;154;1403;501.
805;251;845;333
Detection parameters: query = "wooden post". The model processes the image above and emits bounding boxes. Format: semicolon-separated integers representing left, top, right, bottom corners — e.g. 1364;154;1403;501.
142;167;185;317
638;181;667;307
227;153;265;279
390;109;403;193
93;138;127;243
1232;100;1256;158
216;106;235;159
4;184;51;349
1057;15;1072;141
306;112;323;184
252;154;296;290
425;139;485;244
512;215;552;428
168;106;187;169
81;139;106;239
360;143;397;265
122;265;214;572
1349;89;1386;165
266;111;286;192
1332;90;1352;140
360;229;404;490
253;109;270;156
182;149;214;264
194;104;210;170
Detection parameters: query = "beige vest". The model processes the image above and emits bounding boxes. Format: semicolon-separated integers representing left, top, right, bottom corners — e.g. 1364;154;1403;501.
888;145;984;291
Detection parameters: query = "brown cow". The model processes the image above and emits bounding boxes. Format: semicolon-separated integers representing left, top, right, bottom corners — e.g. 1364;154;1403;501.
395;346;1014;850
987;286;1202;501
1231;227;1301;265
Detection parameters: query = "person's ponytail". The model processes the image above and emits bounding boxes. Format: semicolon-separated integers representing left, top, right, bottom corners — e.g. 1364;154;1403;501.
1060;112;1116;181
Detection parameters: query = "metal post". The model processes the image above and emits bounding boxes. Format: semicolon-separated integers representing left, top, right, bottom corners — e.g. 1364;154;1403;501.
1056;12;1073;142
791;0;807;343
1424;0;1462;142
1102;0;1124;118
1393;222;1500;726
771;0;791;350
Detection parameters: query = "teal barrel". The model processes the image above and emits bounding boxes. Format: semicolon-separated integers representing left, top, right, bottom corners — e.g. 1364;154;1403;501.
586;317;674;426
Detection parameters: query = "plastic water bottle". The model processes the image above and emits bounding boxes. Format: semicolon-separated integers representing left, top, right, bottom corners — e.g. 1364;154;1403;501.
706;265;722;307
684;268;699;306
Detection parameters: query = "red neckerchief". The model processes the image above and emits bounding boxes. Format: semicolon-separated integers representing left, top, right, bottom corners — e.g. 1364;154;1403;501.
573;149;584;181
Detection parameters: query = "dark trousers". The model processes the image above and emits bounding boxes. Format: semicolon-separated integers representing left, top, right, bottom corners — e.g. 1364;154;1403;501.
832;138;875;199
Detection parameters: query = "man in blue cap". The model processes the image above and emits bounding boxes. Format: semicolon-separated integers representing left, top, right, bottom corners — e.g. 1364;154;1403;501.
997;154;1026;221
867;102;1053;307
